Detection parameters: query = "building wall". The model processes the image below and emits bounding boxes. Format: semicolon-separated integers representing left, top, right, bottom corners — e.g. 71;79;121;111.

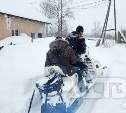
0;13;46;41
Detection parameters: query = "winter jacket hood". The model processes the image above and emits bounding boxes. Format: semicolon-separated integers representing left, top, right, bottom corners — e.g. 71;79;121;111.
49;39;69;53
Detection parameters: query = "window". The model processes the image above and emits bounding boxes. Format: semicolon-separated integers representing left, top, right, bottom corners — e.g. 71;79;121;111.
12;30;19;36
6;15;11;30
15;30;18;36
12;30;14;36
31;33;42;38
31;33;35;39
38;33;42;38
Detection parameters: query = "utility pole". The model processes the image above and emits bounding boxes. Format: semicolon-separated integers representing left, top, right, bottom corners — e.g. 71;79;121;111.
114;0;117;43
61;0;63;38
96;0;111;46
96;0;117;47
101;0;112;44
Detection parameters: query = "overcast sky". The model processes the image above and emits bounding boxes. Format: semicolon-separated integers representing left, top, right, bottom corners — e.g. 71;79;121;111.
26;0;126;33
1;0;126;33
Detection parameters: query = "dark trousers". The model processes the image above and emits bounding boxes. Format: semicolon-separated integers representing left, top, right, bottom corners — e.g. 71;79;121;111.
70;66;85;92
70;67;84;83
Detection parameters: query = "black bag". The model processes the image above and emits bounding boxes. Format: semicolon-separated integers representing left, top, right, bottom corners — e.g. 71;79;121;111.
36;73;65;113
36;73;64;98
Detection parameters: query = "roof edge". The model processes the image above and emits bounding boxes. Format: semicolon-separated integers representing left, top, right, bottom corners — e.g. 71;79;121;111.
0;12;51;24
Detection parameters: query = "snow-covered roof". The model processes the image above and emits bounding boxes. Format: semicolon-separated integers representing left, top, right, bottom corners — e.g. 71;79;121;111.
0;0;51;24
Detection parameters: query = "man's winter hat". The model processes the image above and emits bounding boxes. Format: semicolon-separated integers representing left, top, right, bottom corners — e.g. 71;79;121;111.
76;25;84;33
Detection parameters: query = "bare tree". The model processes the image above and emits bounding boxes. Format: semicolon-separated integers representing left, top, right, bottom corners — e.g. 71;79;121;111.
40;0;74;37
91;21;101;38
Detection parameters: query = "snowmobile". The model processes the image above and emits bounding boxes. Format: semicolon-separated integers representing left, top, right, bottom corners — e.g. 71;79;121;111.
28;47;106;113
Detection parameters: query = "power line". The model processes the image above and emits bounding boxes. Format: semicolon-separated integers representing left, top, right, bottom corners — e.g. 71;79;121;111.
71;4;108;12
66;0;108;8
73;0;99;4
74;0;108;6
82;4;108;10
69;4;108;13
69;1;108;10
72;0;108;8
78;2;108;9
69;0;109;9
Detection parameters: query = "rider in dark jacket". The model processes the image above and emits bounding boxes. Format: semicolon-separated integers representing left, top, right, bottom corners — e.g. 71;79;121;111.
45;38;86;92
66;26;86;55
66;26;87;71
45;39;78;75
66;26;92;83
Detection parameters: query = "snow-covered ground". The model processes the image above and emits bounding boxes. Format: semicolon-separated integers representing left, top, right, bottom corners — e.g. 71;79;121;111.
89;42;126;113
77;40;126;113
0;36;55;113
0;36;126;113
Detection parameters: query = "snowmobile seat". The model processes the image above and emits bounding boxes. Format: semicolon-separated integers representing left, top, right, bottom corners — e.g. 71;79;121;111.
44;65;78;87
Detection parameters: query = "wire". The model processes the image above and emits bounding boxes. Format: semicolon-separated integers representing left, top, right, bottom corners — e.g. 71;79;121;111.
72;0;109;5
80;4;108;10
69;0;109;9
69;0;108;10
70;4;108;12
78;2;108;9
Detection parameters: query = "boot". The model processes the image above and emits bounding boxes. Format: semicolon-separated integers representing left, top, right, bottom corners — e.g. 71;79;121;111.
78;79;86;93
84;71;93;83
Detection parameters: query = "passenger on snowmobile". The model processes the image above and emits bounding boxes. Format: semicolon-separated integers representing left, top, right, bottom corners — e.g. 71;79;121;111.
66;25;92;83
66;26;86;56
45;38;85;92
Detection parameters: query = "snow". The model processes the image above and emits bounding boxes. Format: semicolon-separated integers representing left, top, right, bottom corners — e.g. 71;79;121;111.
0;0;51;23
77;41;126;113
0;36;126;113
0;36;55;113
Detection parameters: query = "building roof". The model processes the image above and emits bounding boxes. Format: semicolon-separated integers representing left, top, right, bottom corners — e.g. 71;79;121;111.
0;0;51;24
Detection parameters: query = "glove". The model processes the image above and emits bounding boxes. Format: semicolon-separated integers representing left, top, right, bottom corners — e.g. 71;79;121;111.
75;61;87;70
